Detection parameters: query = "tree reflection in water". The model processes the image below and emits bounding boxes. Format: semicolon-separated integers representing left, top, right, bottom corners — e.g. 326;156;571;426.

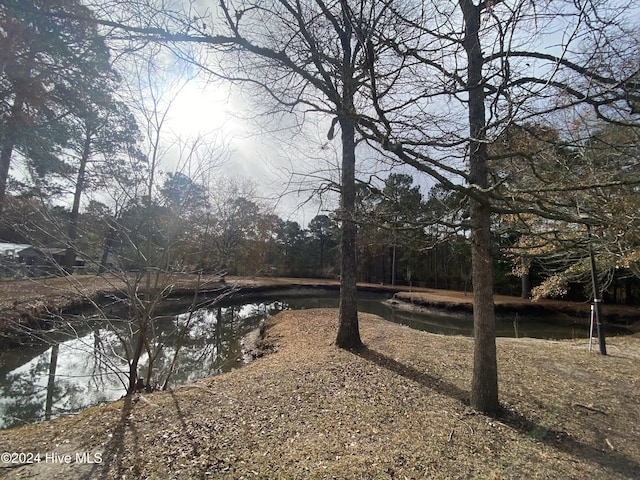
1;295;586;429
0;301;278;429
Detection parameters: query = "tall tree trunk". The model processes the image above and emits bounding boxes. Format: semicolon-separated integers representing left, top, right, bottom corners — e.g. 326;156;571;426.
99;234;116;273
0;144;13;215
470;199;499;412
461;0;499;413
64;129;92;271
0;94;25;213
520;257;532;299
335;116;362;349
391;227;398;286
335;2;362;350
319;234;325;274
521;273;532;299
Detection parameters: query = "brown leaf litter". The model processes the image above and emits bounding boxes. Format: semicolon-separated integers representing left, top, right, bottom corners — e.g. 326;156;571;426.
1;308;640;479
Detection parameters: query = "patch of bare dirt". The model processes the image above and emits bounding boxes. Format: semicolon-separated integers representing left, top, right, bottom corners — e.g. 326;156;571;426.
1;308;639;479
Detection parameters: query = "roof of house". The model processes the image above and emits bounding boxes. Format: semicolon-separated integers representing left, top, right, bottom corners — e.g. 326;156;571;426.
0;243;31;255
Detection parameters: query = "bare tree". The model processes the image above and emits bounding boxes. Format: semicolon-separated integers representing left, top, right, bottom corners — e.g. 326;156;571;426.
121;0;402;349
202;0;403;349
352;0;639;411
101;43;232;392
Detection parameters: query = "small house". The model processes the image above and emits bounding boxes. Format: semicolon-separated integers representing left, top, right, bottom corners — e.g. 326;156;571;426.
18;247;85;268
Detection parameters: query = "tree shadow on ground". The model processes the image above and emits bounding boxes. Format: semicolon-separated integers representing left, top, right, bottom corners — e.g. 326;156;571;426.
354;346;470;404
95;393;190;479
497;406;640;478
170;390;190;431
98;397;137;479
355;346;640;478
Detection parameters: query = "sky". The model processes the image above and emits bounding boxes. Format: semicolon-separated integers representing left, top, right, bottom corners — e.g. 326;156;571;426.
159;72;435;227
149;0;619;229
110;0;640;228
4;0;637;239
108;45;338;226
163;77;341;225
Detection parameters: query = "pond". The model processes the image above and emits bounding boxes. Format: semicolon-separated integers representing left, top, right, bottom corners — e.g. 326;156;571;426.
0;292;591;429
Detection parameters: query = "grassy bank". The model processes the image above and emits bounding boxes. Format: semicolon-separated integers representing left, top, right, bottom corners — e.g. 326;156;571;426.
1;308;639;479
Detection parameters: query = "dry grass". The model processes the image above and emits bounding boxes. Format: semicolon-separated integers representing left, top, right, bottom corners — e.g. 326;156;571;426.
1;308;639;479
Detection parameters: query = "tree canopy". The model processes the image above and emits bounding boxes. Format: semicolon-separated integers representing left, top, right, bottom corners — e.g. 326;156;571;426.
0;0;117;210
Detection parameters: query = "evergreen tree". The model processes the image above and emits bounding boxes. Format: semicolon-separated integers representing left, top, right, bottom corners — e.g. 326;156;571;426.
0;0;115;212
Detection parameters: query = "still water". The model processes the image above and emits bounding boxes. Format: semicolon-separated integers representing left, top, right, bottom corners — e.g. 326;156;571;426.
0;293;589;429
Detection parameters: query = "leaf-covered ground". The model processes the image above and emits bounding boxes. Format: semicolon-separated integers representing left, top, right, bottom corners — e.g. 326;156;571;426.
1;308;639;479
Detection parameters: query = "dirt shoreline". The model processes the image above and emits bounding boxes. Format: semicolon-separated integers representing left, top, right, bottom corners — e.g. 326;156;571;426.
1;274;639;349
391;290;640;326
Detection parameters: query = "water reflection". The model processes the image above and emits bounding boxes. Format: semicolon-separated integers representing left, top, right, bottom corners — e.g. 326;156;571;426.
1;328;129;429
0;294;591;429
0;302;274;429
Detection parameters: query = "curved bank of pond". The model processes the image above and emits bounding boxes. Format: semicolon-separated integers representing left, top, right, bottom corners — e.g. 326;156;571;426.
0;284;635;430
